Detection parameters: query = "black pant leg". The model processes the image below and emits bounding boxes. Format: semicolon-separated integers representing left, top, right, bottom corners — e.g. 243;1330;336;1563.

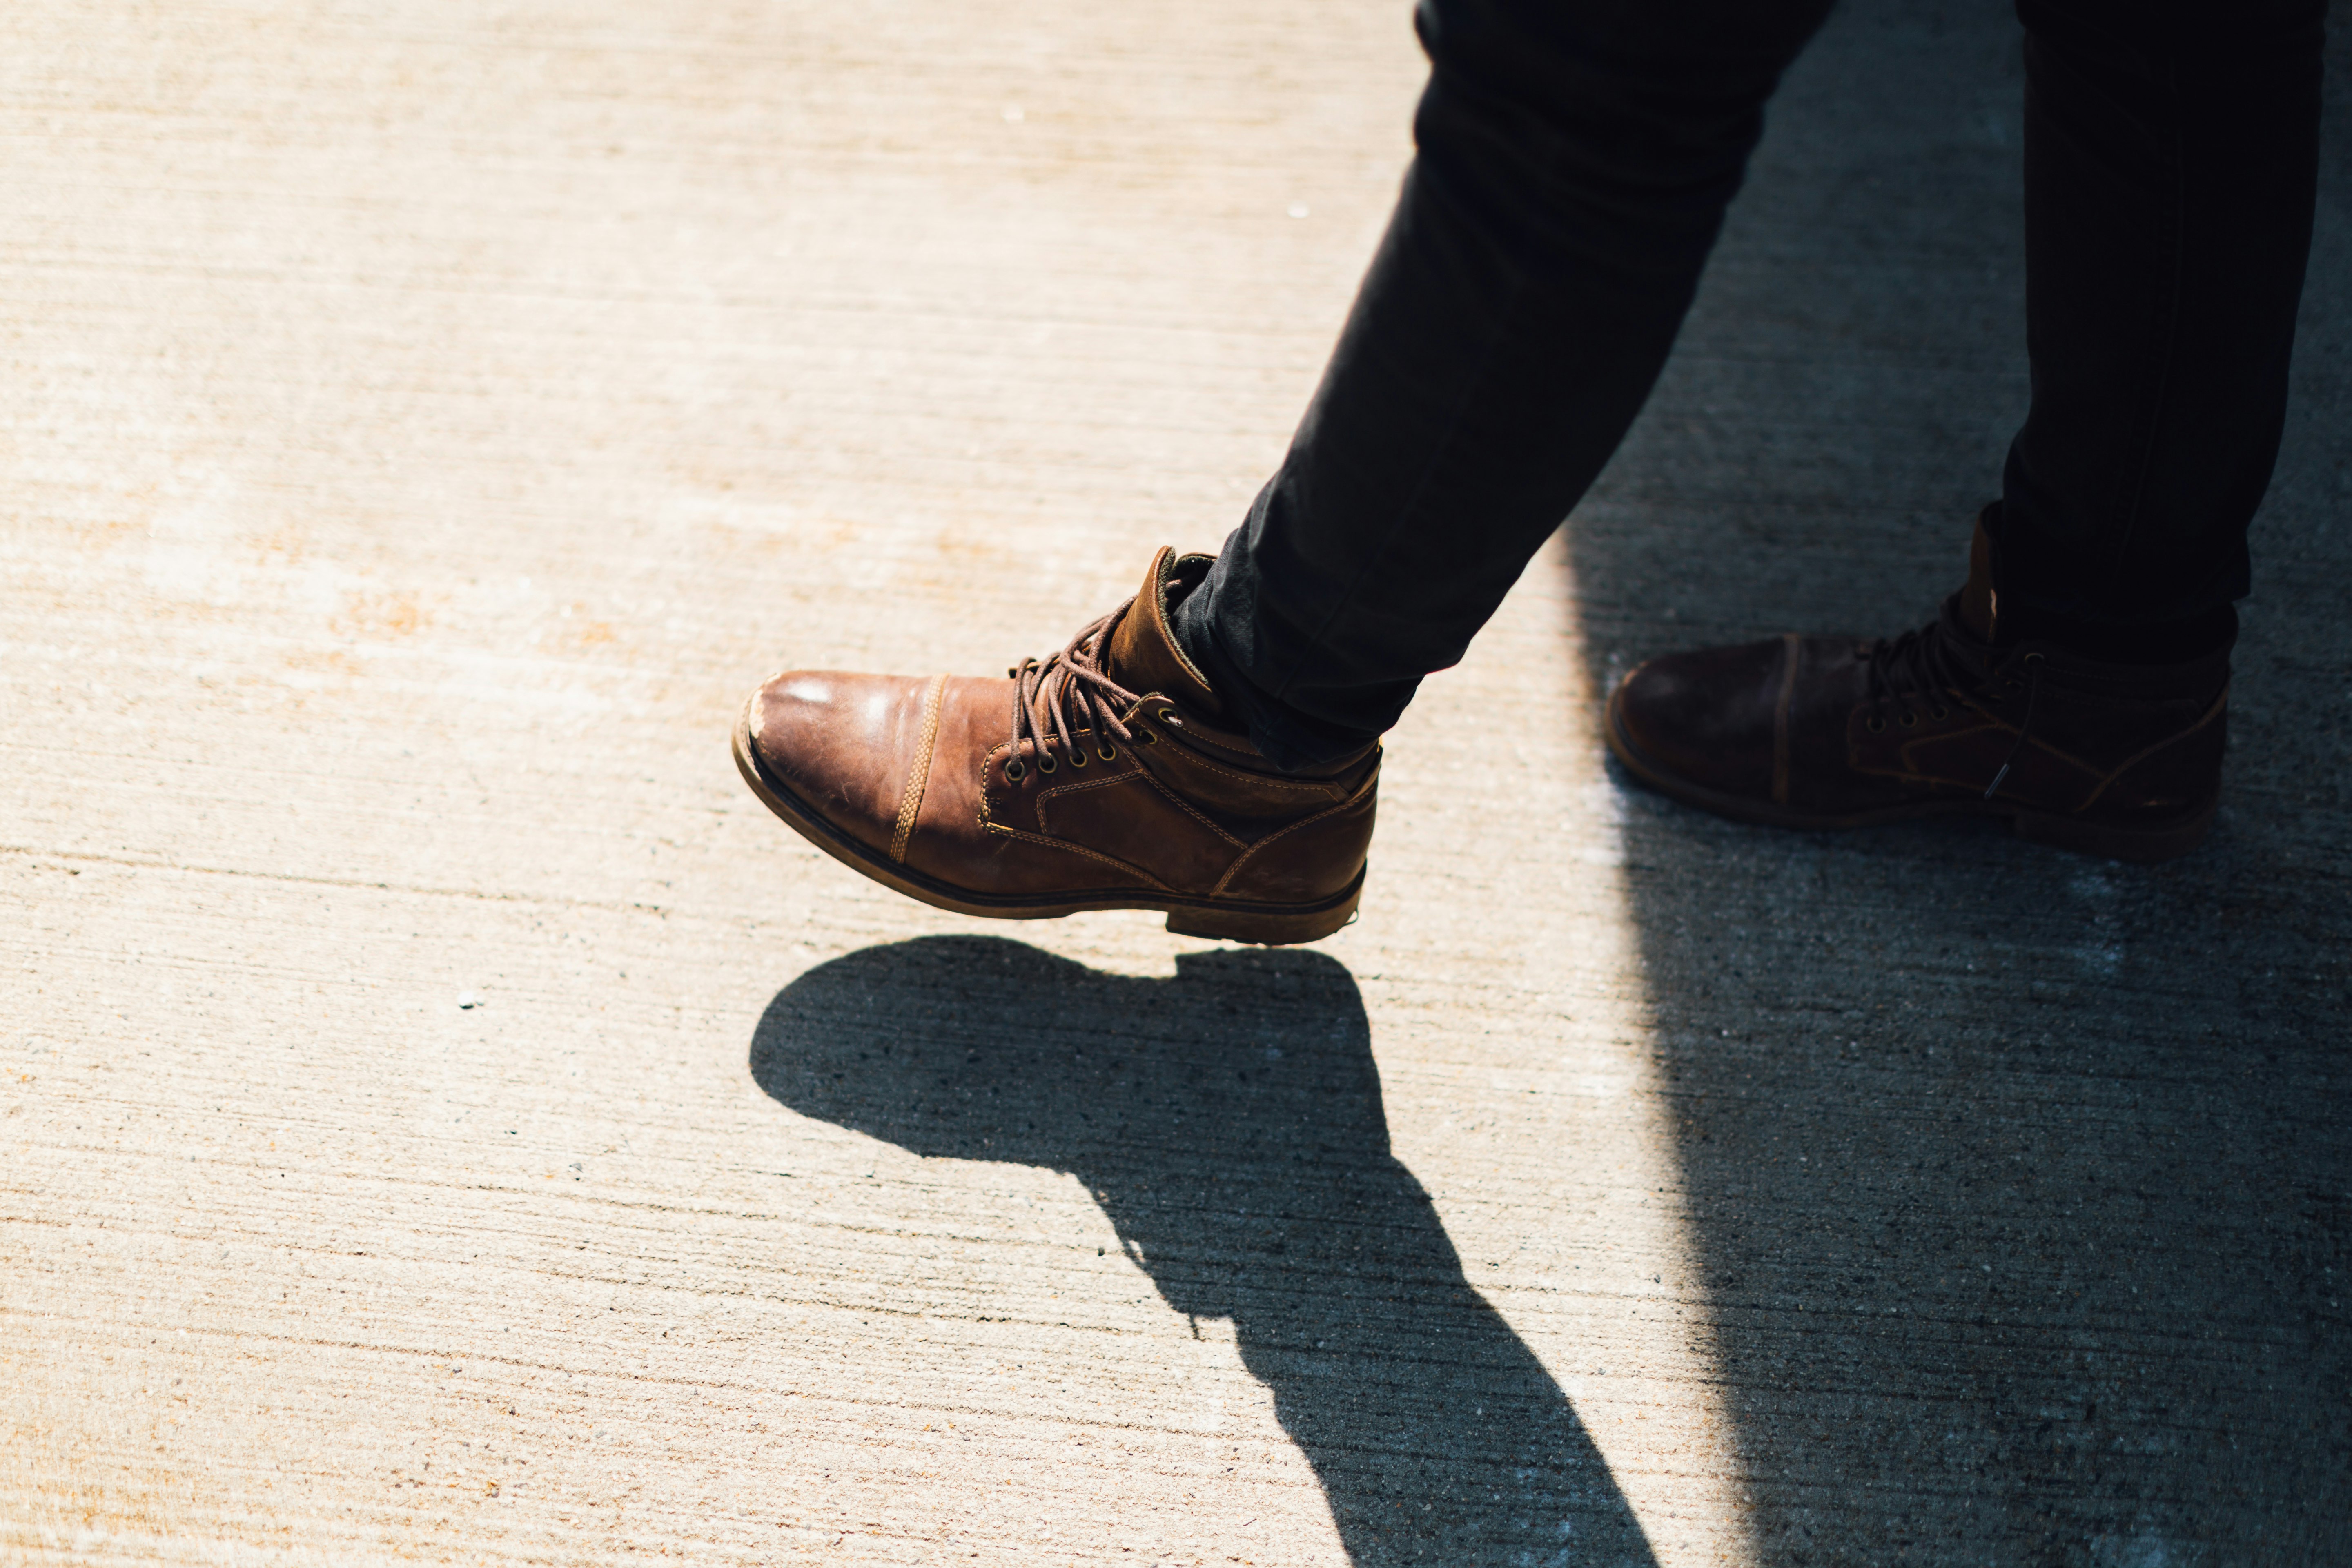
1996;0;2326;629
1175;0;1836;768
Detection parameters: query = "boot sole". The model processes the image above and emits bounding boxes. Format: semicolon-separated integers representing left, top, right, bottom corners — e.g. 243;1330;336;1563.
1603;685;2214;864
731;699;1363;945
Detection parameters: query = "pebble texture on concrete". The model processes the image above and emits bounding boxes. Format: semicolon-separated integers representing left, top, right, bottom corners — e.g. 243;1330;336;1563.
3;2;2346;1566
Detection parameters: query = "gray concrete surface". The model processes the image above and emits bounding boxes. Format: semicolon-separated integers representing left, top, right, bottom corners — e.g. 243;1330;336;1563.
2;2;2345;1565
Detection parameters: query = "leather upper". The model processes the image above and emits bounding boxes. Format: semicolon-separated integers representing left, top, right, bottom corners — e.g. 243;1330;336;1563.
746;549;1380;908
1611;598;2230;824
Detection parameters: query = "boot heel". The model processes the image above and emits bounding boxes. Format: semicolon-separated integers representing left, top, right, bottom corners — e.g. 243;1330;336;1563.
2011;799;2216;864
1164;877;1363;947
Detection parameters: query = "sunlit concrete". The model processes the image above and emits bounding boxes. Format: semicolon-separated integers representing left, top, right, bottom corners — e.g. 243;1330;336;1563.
5;2;2348;1566
0;4;1737;1563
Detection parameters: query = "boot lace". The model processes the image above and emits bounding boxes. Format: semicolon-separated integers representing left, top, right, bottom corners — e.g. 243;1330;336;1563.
1002;597;1145;781
1863;619;2045;800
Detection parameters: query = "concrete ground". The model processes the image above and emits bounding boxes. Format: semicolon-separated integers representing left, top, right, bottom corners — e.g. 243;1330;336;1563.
4;2;2347;1564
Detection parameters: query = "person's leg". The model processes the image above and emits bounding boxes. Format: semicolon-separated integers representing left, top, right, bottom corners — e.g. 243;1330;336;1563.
731;0;1838;945
1173;0;1838;770
1603;0;2325;862
1993;0;2326;650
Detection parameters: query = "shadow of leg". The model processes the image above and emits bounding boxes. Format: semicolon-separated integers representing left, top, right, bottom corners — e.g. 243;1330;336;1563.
751;937;1655;1567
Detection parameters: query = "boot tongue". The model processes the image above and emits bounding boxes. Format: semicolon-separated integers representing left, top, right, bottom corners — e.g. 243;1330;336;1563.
1959;506;1999;642
1102;548;1225;719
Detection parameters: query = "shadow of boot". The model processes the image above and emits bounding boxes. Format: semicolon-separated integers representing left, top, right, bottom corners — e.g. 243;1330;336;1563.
750;935;1656;1568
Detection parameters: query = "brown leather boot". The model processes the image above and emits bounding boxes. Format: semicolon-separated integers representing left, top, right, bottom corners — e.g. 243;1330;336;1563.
1605;515;2231;863
733;550;1379;944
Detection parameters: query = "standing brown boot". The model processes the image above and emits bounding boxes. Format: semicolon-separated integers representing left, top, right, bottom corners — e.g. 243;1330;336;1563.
734;550;1379;944
1605;513;2232;863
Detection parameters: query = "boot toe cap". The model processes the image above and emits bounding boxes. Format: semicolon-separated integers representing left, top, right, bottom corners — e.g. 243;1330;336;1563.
1610;639;1793;801
745;671;927;855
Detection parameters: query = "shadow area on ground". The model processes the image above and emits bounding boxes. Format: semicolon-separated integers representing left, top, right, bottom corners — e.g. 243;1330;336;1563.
1562;3;2352;1560
751;937;1653;1568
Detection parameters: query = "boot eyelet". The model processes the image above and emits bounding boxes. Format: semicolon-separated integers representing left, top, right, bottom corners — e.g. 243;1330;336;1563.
1004;758;1025;782
1865;716;1886;733
1930;706;1949;720
1136;728;1156;745
1068;749;1087;769
1038;755;1058;774
1898;712;1918;728
1158;708;1178;725
1097;745;1116;762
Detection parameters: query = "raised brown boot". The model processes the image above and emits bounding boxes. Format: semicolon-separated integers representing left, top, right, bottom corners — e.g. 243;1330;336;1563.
1605;514;2231;863
733;550;1379;944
